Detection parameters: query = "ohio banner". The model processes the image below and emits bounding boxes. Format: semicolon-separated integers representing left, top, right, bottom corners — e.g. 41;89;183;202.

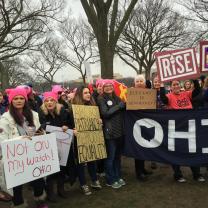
123;109;208;166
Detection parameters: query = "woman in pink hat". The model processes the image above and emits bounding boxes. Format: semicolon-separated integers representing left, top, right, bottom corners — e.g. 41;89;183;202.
38;91;73;202
97;79;126;189
0;88;47;208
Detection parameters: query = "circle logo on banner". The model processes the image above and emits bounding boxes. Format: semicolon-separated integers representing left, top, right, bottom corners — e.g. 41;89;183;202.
107;100;113;106
133;118;163;148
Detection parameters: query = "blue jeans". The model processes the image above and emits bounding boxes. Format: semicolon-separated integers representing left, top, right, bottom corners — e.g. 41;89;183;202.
77;161;98;186
105;138;122;185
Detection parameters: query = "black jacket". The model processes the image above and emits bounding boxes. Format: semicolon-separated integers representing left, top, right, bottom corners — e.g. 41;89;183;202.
38;105;73;130
97;93;125;140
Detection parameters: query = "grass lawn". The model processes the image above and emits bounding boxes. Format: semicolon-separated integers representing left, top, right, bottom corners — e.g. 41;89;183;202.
1;157;208;208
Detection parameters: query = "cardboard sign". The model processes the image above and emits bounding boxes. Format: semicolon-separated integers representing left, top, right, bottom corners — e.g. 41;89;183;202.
72;105;107;163
155;48;199;82
1;133;60;189
200;40;208;72
127;88;156;110
46;125;73;166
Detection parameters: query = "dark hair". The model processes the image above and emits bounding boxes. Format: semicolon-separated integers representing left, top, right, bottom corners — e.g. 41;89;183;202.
9;102;34;127
72;85;96;105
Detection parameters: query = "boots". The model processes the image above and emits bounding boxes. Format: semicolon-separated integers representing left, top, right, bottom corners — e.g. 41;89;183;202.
46;179;58;203
34;191;48;208
57;177;68;198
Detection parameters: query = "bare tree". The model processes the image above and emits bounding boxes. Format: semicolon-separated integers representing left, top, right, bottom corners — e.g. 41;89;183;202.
178;0;208;42
116;0;187;79
0;0;64;61
80;0;138;78
28;38;65;85
59;18;96;83
0;58;33;89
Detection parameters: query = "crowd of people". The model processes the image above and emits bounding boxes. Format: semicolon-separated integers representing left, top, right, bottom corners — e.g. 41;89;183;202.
0;74;208;208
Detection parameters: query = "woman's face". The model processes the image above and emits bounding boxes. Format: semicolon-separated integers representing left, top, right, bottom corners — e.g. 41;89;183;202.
103;84;114;94
82;88;91;102
135;79;145;88
0;92;3;103
97;85;103;94
153;77;161;90
184;81;191;91
44;98;56;111
12;95;25;109
171;81;181;94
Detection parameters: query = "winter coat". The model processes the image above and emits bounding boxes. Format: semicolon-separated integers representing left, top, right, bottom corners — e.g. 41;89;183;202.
38;104;73;130
0;110;40;195
0;111;40;143
97;93;125;140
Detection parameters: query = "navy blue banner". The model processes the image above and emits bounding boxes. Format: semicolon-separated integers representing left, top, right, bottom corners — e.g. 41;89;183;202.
123;109;208;166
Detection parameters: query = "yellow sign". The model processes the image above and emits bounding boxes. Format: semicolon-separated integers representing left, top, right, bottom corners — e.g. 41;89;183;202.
72;105;107;163
127;88;156;110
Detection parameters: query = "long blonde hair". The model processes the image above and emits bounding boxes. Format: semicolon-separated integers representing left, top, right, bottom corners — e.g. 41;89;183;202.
40;102;63;115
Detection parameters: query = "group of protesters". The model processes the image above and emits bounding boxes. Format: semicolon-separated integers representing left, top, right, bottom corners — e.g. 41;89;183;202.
0;74;208;208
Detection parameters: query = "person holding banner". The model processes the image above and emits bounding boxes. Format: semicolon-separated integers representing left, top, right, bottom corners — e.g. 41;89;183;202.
97;79;126;189
0;88;47;208
160;80;205;183
92;80;105;177
72;86;102;195
39;91;73;202
134;75;153;181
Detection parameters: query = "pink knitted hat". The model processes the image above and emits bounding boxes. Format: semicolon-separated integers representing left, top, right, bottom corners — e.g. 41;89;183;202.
43;91;58;102
6;88;28;104
96;79;104;87
51;85;63;94
102;79;114;87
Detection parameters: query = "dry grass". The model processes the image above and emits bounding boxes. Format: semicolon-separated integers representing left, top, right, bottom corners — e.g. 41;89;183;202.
1;157;208;208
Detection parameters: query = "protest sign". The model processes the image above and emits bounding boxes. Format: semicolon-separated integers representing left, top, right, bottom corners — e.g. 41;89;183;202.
155;48;199;82
126;88;156;110
124;109;208;166
72;105;107;163
1;133;60;189
46;125;73;166
200;40;208;72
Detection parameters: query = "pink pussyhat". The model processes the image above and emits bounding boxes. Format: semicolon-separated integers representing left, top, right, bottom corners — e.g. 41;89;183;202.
52;85;63;94
16;85;32;95
102;79;115;87
6;88;28;104
96;79;104;87
43;91;58;102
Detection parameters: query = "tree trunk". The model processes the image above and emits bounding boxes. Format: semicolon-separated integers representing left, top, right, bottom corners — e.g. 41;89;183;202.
0;62;9;90
145;67;151;80
99;46;114;79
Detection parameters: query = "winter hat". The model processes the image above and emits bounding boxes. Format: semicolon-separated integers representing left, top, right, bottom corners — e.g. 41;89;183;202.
16;85;32;95
96;79;104;87
52;85;63;94
6;88;28;104
102;79;114;87
43;91;58;102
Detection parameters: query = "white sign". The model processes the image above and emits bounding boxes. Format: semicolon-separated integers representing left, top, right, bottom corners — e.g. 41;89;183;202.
46;125;73;166
1;133;60;189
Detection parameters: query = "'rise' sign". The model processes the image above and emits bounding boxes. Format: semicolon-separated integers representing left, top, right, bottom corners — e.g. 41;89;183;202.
155;48;199;82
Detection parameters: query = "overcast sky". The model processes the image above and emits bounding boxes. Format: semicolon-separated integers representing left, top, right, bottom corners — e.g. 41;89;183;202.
54;0;139;82
54;0;184;82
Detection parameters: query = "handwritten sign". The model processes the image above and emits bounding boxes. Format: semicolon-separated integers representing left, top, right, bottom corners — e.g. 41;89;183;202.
46;125;73;166
72;105;107;163
155;48;199;82
1;133;60;189
200;40;208;72
127;88;156;110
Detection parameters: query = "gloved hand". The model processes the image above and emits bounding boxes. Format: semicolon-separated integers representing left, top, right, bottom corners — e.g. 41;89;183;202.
118;101;126;109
